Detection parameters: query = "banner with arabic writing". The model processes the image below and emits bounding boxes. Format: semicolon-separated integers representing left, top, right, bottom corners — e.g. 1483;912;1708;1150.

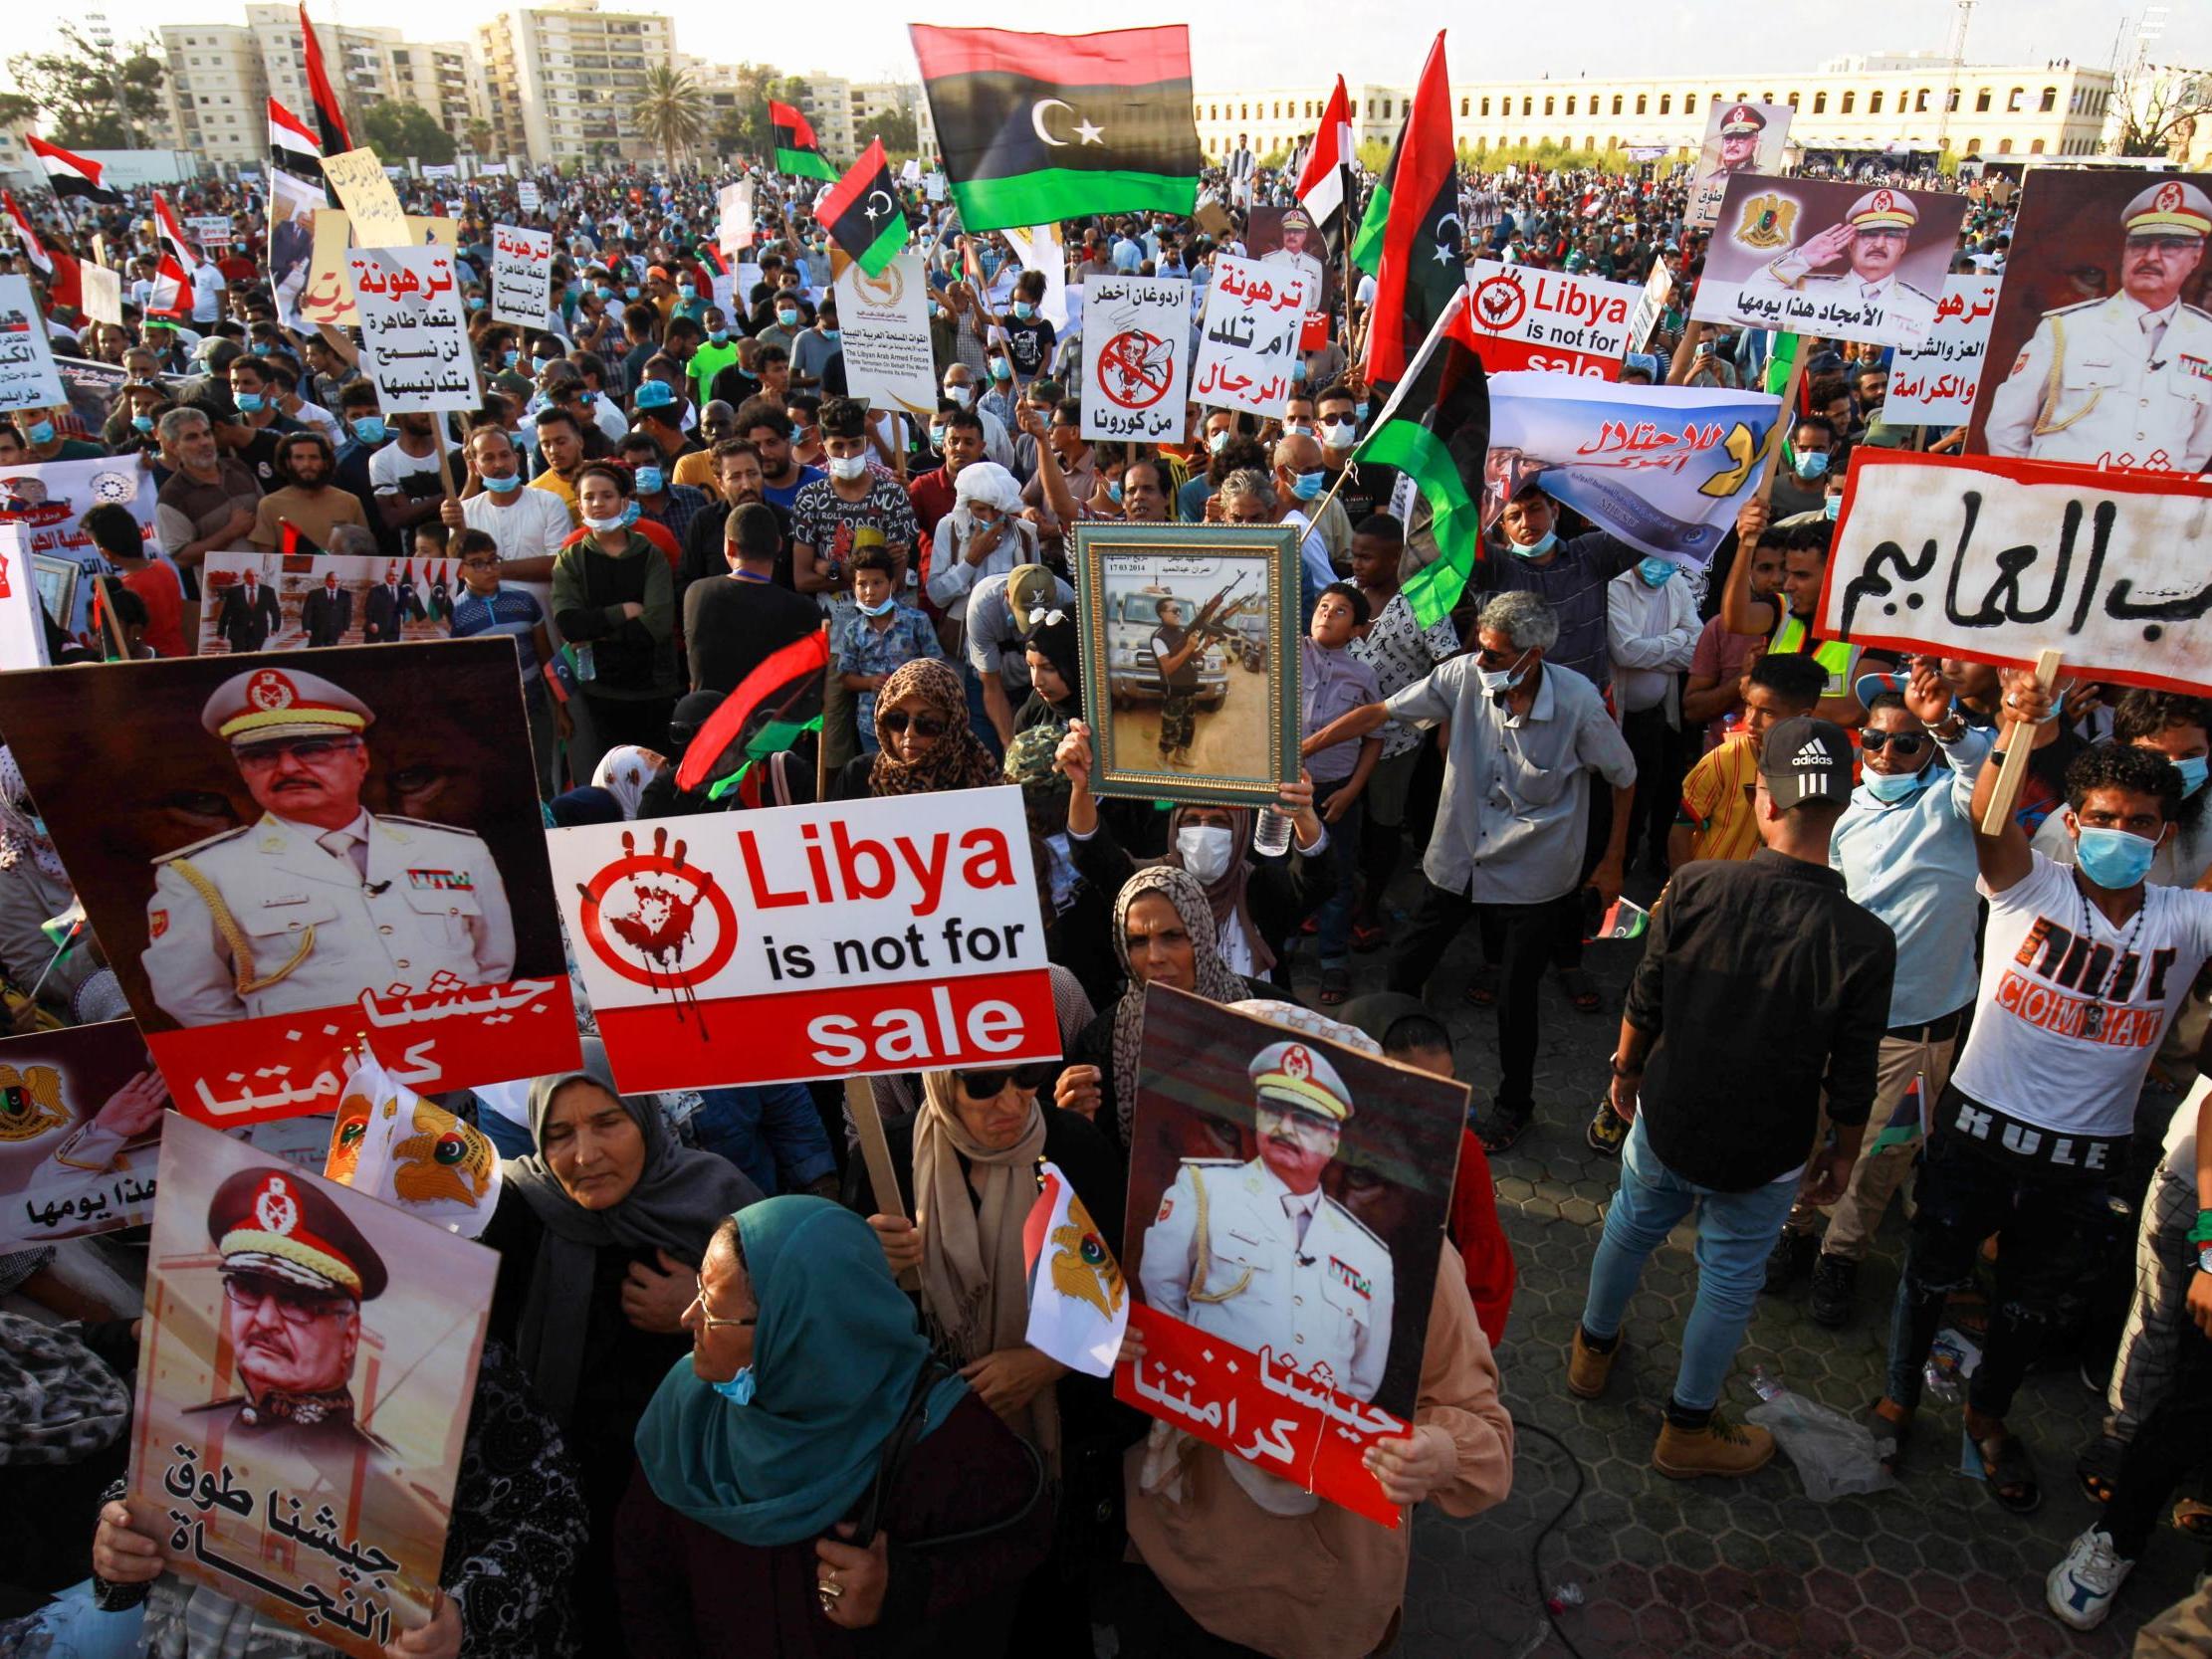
1192;253;1306;419
347;247;482;415
0;276;66;416
490;223;555;333
129;1113;492;1658
1818;452;2212;694
1117;985;1466;1529
0;640;577;1125
1882;274;2003;426
1691;173;1967;349
1080;276;1191;442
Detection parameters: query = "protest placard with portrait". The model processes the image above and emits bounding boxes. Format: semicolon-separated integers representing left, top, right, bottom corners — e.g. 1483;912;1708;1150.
197;550;458;655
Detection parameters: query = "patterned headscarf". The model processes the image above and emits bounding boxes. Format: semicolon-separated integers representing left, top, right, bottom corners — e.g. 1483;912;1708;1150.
1108;867;1247;1142
1164;804;1270;974
0;747;66;882
867;659;1002;797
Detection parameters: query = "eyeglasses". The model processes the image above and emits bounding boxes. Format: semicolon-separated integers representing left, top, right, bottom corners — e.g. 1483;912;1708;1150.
234;736;361;768
955;1061;1055;1100
223;1273;352;1325
880;711;947;738
460;554;501;569
1254;1103;1341;1148
1471;644;1525;668
2126;235;2199;255
691;1278;757;1332
1858;729;1929;756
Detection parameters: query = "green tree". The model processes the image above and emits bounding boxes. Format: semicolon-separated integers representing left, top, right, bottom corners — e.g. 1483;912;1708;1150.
632;64;707;173
6;25;166;149
854;104;918;158
705;62;783;160
463;117;495;157
352;100;459;166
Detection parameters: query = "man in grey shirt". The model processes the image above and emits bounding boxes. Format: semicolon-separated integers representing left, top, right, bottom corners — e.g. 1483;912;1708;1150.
1303;590;1636;1149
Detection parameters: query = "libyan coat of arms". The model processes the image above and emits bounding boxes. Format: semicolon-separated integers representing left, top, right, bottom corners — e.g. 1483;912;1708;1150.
1737;192;1799;251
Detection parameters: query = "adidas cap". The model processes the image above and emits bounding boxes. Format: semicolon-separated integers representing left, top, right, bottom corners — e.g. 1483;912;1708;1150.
1760;716;1854;809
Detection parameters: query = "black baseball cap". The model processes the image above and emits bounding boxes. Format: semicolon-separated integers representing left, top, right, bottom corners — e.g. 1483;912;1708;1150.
1760;717;1855;809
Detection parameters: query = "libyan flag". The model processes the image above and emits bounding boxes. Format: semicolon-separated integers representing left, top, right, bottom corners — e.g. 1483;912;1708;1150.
771;101;837;182
821;139;907;277
676;629;830;795
1354;290;1490;627
1350;32;1460;388
909;24;1200;234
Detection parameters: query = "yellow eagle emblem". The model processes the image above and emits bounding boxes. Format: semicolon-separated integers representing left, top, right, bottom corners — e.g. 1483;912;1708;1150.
1049;1208;1125;1322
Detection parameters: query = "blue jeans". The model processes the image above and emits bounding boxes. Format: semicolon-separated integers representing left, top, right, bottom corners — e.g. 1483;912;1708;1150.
1580;1117;1801;1411
1311;776;1360;968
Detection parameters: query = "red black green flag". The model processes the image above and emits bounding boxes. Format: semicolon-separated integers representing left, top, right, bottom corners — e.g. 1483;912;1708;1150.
278;519;326;559
770;101;837;182
908;24;1200;234
675;629;829;793
1350;33;1460;387
820;140;907;278
297;0;353;156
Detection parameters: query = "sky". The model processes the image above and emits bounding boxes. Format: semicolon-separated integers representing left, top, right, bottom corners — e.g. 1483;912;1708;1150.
7;0;2200;97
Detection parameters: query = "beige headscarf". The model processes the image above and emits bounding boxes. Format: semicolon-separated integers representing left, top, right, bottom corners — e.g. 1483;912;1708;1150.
913;1068;1057;1464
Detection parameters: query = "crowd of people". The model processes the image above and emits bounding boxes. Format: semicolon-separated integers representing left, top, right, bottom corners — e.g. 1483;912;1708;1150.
0;124;2206;1659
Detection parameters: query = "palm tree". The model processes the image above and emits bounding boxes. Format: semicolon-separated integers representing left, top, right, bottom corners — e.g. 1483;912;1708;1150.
632;65;707;174
464;117;495;157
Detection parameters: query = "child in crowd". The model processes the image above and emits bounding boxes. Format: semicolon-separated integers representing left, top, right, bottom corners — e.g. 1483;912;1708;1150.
838;545;943;755
449;527;568;796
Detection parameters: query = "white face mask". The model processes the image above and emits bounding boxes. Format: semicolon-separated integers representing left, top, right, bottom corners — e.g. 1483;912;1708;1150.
581;512;628;533
826;454;869;482
1176;824;1235;885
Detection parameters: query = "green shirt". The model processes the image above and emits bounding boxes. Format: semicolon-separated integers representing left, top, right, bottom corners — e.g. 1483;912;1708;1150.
689;339;740;409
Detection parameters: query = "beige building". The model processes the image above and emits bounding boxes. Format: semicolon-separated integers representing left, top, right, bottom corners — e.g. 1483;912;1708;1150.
781;75;927;166
159;23;270;167
477;0;675;166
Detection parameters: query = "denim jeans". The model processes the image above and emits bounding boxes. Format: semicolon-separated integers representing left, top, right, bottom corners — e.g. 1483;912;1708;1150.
1580;1117;1801;1412
1311;777;1361;968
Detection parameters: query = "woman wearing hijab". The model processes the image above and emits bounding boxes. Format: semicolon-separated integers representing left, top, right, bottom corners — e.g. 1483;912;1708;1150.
485;1039;763;1653
828;658;1001;802
1013;609;1082;733
553;462;679;780
0;746;91;1018
590;743;666;820
616;1198;1048;1657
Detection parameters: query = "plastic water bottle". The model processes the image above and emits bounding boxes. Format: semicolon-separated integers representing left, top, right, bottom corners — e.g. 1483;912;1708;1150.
1252;805;1293;857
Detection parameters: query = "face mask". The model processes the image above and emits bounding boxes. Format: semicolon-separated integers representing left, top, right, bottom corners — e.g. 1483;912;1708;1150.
1823;495;1843;521
251;342;274;356
533;357;557;374
1509;529;1557;559
2179;755;2210;799
827;454;869;482
820;328;840;344
1794;450;1830;481
1107;481;1124;505
943;385;972;408
1291;470;1325;502
1321;416;1357;450
1012;301;1036;321
625;285;641;300
634;466;664;494
582;511;628;533
1290;359;1307;381
485;471;523;495
503;349;522;369
989;358;1012;381
776;309;799;326
857;593;896;617
233;394;264;414
1476;649;1531;697
594;285;614;300
467;296;487;311
1636;556;1674;587
2075;823;2158;890
1176;824;1235;884
679;283;696;298
620;502;642;527
1353;401;1370;421
709;328;730;344
1284;422;1315;439
711;1367;757;1406
1208;430;1229;455
131;414;155;433
350;416;388;444
1864;767;1924;803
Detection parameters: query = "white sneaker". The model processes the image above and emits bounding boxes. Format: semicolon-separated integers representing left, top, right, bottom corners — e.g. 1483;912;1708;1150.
2047;1528;2134;1630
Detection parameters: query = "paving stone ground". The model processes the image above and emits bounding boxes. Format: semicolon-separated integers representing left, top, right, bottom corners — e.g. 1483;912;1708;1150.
1285;874;2202;1659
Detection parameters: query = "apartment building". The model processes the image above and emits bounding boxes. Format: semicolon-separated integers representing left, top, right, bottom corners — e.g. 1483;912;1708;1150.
476;0;676;166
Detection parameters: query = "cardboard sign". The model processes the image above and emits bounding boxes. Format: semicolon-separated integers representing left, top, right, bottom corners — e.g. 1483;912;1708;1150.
0;642;580;1123
1883;275;2003;426
0;276;68;415
516;179;540;213
490;222;555;332
298;210;458;330
1193;253;1305;417
0;454;155;643
1819;452;2212;693
718;179;754;260
197;550;458;655
1080;276;1190;442
1461;261;1643;378
0;526;51;669
128;1114;493;1657
1628;260;1672;353
268;168;325;335
187;215;234;248
548;786;1058;1093
1692;174;1967;349
322;147;410;247
1685;100;1793;230
347;247;482;415
832;249;937;423
79;262;122;327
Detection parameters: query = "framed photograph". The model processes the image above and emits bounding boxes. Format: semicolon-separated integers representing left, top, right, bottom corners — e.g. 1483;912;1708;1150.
1072;521;1300;807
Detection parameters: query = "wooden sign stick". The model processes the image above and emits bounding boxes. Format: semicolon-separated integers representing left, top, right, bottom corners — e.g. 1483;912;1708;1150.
1978;648;2064;837
844;1075;920;1291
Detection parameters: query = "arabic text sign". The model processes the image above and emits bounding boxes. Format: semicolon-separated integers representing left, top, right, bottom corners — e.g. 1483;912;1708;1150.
1192;253;1305;418
832;249;937;422
0;276;67;415
0;1022;164;1248
1463;262;1643;378
516;180;541;213
349;248;483;415
1883;275;2003;425
1819;453;2212;694
489;223;555;332
322;147;410;247
549;786;1059;1093
129;1114;492;1659
1080;276;1191;442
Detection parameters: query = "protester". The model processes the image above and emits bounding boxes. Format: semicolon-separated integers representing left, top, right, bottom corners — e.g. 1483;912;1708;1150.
829;657;1002;802
553;461;681;775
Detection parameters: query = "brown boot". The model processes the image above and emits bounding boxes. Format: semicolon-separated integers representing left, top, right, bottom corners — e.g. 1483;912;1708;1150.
1566;1327;1618;1399
1653;1409;1775;1479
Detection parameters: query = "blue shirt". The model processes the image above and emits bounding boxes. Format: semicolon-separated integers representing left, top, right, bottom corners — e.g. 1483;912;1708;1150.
450;585;546;677
836;603;944;745
1829;727;1992;1027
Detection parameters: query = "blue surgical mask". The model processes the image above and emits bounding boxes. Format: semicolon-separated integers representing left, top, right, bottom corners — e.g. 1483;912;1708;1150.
709;328;730;344
484;471;523;495
1475;651;1530;696
1794;450;1830;481
1291;470;1325;501
1107;481;1124;505
251;342;274;356
620;501;642;528
350;416;387;444
679;283;696;298
594;284;614;300
857;594;897;617
1012;301;1036;321
990;357;1012;381
1637;556;1675;587
1509;529;1557;559
2075;823;2158;890
1291;359;1307;381
234;394;264;414
1864;767;1924;803
1353;401;1370;421
2180;755;2211;799
777;308;799;326
25;420;56;445
1208;430;1229;455
1823;495;1843;520
131;414;155;433
467;295;487;311
504;349;522;369
820;328;840;344
625;285;641;300
711;1367;757;1406
633;466;664;494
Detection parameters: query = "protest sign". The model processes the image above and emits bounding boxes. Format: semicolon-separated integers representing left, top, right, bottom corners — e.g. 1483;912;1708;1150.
548;785;1057;1093
1116;987;1466;1528
0;277;67;415
0;1022;163;1247
1244;205;1331;318
1966;169;2212;475
0;527;49;668
924;171;947;203
56;354;154;441
0;454;155;643
299;210;458;331
1079;276;1190;442
1462;261;1642;378
1882;275;2003;426
1482;370;1782;561
198;549;455;655
516;179;540;213
1685;100;1793;230
831;248;936;423
1691;174;1967;349
268;168;324;334
79;262;122;327
718;179;754;260
322;147;409;247
1819;452;2212;693
489;223;555;332
0;641;579;1124
129;1113;493;1658
1628;259;1671;353
1002;223;1067;329
1193;253;1305;418
188;215;234;249
347;247;482;415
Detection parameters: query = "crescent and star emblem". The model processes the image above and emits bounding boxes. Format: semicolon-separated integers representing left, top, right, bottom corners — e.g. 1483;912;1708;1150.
863;189;894;223
1030;99;1106;148
1433;212;1464;266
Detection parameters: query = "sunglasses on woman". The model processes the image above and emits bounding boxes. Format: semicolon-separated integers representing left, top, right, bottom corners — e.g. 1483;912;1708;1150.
881;711;948;738
955;1061;1056;1099
1858;729;1928;756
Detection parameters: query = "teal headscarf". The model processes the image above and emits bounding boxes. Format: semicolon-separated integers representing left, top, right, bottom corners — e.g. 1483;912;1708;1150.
632;1195;970;1548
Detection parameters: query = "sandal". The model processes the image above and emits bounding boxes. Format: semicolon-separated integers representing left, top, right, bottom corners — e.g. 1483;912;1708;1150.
1318;967;1350;1006
1349;920;1387;953
1462;964;1500;1007
1864;1400;1911;1473
1558;966;1604;1013
2078;1432;2125;1506
1476;1109;1532;1153
1971;1426;2043;1514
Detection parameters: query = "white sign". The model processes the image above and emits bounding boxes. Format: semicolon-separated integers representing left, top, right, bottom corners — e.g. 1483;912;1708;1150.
1462;260;1644;378
1882;274;2003;426
1080;276;1190;442
1192;253;1305;418
0;528;50;669
1628;260;1672;353
79;263;122;328
924;172;947;203
347;246;482;414
1822;452;2212;694
1002;223;1067;330
421;162;458;180
186;216;232;248
718;180;754;261
0;279;67;416
833;249;937;422
516;179;539;212
548;786;1058;1092
489;223;555;333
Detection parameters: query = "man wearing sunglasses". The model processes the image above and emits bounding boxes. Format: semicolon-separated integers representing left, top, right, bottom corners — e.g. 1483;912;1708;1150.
144;666;517;1025
1140;1038;1394;1409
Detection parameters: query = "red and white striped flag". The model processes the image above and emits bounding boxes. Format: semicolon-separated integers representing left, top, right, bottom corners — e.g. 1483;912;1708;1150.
151;193;199;274
2;190;51;276
1294;76;1355;256
1020;1160;1128;1376
22;133;121;205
